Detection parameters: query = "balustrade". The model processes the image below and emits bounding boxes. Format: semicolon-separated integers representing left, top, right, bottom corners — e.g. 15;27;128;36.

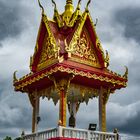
21;126;118;140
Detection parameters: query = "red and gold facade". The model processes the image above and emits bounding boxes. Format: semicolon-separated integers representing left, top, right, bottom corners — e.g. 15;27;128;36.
13;0;128;133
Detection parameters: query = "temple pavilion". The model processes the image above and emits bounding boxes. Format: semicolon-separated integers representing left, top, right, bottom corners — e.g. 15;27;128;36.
13;0;128;139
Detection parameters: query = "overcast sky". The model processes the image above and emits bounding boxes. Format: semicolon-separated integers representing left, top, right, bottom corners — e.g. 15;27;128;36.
0;0;140;139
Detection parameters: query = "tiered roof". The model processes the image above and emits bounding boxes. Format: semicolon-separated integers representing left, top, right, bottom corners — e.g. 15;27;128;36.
13;0;128;103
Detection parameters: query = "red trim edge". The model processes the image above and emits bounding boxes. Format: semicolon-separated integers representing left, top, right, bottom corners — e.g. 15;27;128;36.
48;137;81;140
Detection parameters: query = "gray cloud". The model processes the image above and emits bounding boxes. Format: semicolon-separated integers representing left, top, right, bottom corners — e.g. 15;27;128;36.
0;0;30;41
120;112;140;136
0;93;32;138
0;79;12;100
0;43;2;48
1;0;140;139
114;7;140;44
128;57;140;85
107;101;140;136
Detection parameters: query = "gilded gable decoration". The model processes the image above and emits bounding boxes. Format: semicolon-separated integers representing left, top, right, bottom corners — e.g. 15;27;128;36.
65;10;88;55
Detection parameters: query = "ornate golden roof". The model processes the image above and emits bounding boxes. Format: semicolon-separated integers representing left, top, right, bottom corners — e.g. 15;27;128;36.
13;0;128;95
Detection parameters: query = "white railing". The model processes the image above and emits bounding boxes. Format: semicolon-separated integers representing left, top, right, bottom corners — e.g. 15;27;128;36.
22;127;58;140
62;127;88;139
62;127;118;140
89;131;117;140
21;126;118;140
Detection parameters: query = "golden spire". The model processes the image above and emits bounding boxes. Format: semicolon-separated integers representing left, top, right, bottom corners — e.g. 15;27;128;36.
63;0;74;25
66;0;73;5
65;0;74;13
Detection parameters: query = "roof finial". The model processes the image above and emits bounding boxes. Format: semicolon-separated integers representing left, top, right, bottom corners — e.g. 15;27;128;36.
66;0;73;5
52;0;57;10
65;0;74;12
86;0;91;11
77;0;82;9
123;66;128;79
13;71;18;82
38;0;44;14
63;0;74;25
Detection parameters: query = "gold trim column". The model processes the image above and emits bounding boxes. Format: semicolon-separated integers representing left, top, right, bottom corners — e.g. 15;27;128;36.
99;87;110;132
31;93;40;133
59;89;67;126
32;106;36;133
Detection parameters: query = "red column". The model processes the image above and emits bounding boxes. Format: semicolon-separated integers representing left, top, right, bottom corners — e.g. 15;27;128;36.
59;90;67;126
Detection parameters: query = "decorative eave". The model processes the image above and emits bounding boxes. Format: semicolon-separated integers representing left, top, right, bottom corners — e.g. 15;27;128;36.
13;63;128;92
14;0;128;94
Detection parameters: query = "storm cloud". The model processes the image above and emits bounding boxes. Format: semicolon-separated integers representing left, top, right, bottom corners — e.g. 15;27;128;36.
114;7;140;44
107;101;140;136
1;0;140;139
0;1;26;41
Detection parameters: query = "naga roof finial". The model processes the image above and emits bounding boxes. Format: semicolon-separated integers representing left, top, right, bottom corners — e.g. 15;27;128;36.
38;0;44;14
77;0;82;8
86;0;91;11
123;66;128;79
52;0;64;27
52;0;57;10
13;71;18;82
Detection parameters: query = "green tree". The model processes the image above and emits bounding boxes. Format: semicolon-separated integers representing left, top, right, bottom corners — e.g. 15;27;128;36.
3;136;12;140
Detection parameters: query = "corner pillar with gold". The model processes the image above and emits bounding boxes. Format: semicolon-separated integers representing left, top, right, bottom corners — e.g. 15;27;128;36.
99;87;110;132
28;92;40;133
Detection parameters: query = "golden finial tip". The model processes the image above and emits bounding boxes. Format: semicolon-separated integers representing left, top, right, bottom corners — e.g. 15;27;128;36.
13;71;18;82
65;0;74;11
66;0;73;5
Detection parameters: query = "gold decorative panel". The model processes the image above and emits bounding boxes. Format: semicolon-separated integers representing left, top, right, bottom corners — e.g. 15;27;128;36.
70;31;100;68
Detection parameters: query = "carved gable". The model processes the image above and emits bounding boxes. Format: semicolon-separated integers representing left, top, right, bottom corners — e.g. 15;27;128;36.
68;24;102;68
30;16;61;72
30;11;108;73
37;32;59;71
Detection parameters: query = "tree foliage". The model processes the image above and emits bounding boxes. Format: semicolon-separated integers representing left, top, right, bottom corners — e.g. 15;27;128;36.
3;136;12;140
